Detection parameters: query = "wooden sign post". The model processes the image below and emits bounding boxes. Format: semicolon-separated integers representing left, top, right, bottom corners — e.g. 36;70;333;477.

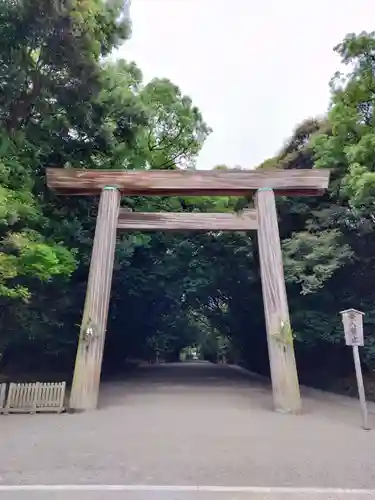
340;308;370;430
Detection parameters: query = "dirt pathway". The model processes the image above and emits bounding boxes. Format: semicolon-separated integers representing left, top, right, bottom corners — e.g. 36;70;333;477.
0;362;374;497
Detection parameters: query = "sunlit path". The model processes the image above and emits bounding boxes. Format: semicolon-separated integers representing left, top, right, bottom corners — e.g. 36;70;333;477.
1;362;375;497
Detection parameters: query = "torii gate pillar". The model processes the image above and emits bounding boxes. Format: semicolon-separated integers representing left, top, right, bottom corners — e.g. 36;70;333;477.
256;188;301;413
70;186;120;411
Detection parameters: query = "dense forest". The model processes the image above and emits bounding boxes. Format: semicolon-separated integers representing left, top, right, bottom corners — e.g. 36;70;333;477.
1;0;375;394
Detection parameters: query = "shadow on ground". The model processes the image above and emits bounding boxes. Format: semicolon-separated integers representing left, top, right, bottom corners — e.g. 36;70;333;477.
98;361;273;410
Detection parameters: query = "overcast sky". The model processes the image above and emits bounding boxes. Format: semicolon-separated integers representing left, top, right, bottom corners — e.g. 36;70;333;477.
117;0;375;170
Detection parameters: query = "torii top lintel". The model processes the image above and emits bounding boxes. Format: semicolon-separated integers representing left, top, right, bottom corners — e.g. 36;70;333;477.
46;168;330;197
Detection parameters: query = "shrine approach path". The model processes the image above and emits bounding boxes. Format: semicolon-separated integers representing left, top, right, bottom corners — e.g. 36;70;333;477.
1;361;375;500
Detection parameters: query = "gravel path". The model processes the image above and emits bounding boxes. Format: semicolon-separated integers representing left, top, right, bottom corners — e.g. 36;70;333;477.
0;361;375;498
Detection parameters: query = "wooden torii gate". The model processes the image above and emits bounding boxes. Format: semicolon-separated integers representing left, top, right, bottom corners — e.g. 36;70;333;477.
46;167;330;413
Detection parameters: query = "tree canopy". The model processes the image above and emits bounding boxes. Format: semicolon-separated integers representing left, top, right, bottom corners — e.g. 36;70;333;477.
1;1;375;393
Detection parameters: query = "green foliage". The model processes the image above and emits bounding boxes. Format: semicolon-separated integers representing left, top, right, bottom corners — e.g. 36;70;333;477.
139;78;211;169
283;229;353;295
2;1;375;392
0;131;77;300
313;32;375;208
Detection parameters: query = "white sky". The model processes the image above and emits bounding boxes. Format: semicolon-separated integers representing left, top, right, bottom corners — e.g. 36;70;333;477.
117;0;375;170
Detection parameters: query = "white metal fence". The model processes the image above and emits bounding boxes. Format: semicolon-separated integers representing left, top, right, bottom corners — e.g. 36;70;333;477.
0;382;66;414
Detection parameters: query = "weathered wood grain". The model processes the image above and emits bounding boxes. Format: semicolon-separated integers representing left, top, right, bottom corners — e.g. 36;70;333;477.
117;210;258;231
255;188;301;413
46;168;330;196
69;187;120;411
